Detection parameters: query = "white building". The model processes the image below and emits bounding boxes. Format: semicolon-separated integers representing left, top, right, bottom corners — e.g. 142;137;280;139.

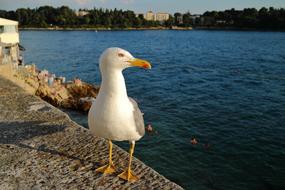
156;12;170;22
142;11;170;22
144;11;156;21
0;18;20;66
0;18;19;44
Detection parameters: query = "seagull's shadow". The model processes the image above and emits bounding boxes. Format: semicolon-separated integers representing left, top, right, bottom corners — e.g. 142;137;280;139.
0;121;87;164
0;121;66;144
16;143;86;164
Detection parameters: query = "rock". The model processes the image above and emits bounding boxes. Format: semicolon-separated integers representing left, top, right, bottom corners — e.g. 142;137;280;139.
36;81;99;112
146;124;153;133
66;82;99;99
81;101;93;112
2;64;99;112
190;138;198;145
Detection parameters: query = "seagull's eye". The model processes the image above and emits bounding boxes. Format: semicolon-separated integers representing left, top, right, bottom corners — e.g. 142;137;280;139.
118;53;125;57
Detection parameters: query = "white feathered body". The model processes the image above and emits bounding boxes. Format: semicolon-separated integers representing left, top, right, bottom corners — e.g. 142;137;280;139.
88;70;143;141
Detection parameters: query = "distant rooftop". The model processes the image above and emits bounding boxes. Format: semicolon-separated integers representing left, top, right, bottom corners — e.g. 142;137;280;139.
0;18;18;26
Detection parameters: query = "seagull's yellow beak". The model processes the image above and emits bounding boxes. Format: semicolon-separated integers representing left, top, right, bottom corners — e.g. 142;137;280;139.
127;58;152;69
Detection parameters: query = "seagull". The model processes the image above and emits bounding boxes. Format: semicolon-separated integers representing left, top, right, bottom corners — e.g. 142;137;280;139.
88;47;151;182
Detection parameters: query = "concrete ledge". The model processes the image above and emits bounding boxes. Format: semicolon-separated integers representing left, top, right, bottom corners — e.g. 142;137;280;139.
0;76;183;189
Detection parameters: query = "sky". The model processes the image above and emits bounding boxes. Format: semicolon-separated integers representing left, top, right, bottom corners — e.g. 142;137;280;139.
0;0;284;14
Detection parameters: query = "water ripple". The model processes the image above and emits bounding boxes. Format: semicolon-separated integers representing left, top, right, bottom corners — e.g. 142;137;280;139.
21;30;285;190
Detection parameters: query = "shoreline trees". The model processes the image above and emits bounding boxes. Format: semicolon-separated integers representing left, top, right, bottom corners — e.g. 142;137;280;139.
0;6;284;30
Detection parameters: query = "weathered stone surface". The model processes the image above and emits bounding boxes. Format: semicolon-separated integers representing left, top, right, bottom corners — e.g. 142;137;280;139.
0;76;183;190
0;63;99;112
35;81;99;112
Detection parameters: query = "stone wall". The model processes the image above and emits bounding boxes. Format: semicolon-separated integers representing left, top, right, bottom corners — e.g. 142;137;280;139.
0;76;183;189
0;63;36;94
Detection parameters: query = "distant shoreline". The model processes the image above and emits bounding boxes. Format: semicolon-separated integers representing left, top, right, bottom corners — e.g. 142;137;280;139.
194;26;285;32
19;26;193;31
19;26;285;32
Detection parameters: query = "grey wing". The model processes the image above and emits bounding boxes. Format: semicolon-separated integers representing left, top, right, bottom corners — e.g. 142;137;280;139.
128;97;145;137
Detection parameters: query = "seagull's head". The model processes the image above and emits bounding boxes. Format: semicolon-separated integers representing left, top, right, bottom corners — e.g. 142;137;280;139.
99;47;151;73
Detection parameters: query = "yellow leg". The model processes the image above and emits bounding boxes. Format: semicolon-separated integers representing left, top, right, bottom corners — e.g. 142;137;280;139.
96;140;116;174
118;141;139;182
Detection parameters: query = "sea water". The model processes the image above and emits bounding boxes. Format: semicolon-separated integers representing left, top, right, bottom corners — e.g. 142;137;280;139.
21;30;285;190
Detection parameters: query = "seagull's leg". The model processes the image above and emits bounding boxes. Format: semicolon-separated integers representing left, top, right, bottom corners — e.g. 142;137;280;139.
118;141;139;182
96;140;115;174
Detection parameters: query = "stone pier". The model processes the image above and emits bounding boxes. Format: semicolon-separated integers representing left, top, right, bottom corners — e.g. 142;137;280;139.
0;76;183;189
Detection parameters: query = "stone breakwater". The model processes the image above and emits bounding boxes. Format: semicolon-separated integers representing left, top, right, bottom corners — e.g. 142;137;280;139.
0;63;99;112
0;76;183;189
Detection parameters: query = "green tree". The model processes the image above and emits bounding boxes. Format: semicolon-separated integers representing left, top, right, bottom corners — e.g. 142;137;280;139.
174;12;182;26
165;15;174;28
183;12;192;27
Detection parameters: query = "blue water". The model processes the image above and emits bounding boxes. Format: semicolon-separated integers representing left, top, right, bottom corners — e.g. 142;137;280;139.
21;30;285;190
